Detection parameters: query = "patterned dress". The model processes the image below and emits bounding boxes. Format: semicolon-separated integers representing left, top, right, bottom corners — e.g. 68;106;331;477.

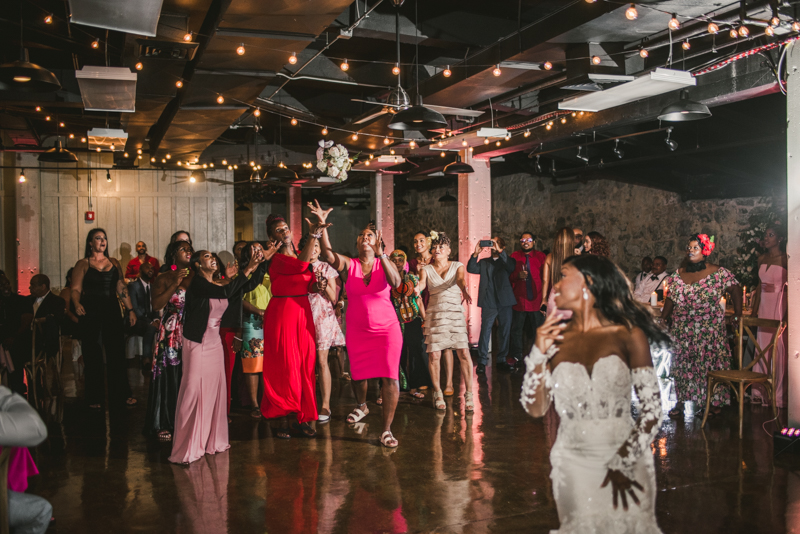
144;288;185;436
666;268;737;408
242;275;271;374
309;261;345;351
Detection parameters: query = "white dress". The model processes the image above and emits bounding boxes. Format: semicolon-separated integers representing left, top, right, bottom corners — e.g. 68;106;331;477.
521;346;664;533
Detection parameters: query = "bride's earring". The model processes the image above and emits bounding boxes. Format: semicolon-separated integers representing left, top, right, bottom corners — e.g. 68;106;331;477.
582;287;589;301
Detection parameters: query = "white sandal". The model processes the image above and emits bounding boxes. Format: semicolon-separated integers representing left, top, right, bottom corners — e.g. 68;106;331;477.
433;391;446;411
346;403;369;423
464;391;474;413
381;430;398;448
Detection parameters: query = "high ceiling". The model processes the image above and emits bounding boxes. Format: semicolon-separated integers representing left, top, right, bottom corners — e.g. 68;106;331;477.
0;0;791;200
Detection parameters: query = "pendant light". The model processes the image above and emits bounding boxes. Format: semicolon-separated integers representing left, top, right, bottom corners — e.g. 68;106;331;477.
443;155;474;174
266;166;298;181
657;89;712;122
438;191;457;203
38;138;78;162
0;18;61;92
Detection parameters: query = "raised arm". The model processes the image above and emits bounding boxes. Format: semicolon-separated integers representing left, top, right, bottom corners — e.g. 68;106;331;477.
540;254;552;309
70;259;88;316
520;312;565;417
455;264;472;305
372;230;401;289
151;269;187;311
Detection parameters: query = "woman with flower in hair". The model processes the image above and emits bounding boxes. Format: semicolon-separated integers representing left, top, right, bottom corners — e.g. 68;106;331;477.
661;233;742;419
417;231;475;412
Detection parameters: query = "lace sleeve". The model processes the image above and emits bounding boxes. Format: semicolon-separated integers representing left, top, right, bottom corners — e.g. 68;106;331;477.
520;345;557;418
606;367;663;480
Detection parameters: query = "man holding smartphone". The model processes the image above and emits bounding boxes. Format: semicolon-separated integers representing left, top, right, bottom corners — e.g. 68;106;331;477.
508;232;546;369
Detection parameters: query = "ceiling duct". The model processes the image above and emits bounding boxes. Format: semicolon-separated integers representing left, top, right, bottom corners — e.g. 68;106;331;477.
68;0;164;37
75;67;137;112
87;128;128;150
561;73;634;92
137;39;199;61
558;69;696;112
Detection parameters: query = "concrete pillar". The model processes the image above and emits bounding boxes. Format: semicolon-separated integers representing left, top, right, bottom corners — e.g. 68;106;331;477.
457;150;492;345
16;166;40;294
287;186;303;248
788;45;800;426
370;172;395;252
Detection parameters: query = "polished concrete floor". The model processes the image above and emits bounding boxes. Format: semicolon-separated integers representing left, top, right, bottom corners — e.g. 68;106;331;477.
23;355;800;534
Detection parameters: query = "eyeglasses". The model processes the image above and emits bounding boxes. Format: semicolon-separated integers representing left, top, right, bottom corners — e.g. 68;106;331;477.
574;234;583;239
520;238;533;243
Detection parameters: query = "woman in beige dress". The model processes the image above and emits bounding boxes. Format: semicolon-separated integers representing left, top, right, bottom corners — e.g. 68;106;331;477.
417;232;474;413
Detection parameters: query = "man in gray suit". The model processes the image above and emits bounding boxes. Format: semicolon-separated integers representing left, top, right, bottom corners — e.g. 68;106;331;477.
467;237;517;374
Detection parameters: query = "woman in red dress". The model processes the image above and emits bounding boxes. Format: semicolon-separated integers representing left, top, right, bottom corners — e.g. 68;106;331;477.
260;214;327;438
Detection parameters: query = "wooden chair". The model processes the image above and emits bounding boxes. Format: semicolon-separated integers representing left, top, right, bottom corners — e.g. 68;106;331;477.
0;447;11;534
24;322;63;406
700;316;787;438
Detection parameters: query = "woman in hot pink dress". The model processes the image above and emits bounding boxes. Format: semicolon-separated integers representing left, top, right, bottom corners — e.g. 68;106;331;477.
309;201;403;448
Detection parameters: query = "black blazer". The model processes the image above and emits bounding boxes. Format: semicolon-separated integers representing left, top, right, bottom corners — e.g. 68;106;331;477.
466;251;517;309
129;279;158;322
220;270;269;329
183;262;267;343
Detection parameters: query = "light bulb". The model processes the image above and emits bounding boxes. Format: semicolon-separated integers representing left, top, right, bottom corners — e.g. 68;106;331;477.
291;117;298;126
217;95;224;104
484;138;490;145
625;4;638;21
365;160;370;166
341;59;349;71
462;139;468;146
351;132;358;141
766;26;775;37
392;63;400;76
440;151;445;157
45;116;51;121
91;39;99;49
222;159;227;165
176;80;183;88
546;123;552;130
793;21;800;32
110;143;115;151
233;165;238;169
771;16;781;27
443;65;452;77
163;159;168;163
561;117;567;124
369;154;374;159
236;44;245;56
253;108;261;117
682;40;691;50
505;134;511;141
123;152;128;158
177;161;182;166
640;47;649;58
730;28;738;38
202;163;207;168
69;133;74;139
591;55;601;65
469;147;474;152
137;149;142;154
322;127;328;135
183;32;192;42
166;154;171;159
45;14;53;24
738;25;749;37
81;137;87;143
209;162;214;167
190;175;196;183
669;14;680;30
96;147;102;152
106;171;112;182
289;52;298;64
409;140;416;148
543;61;553;70
495;140;501;147
390;149;395;154
151;157;155;162
524;130;531;137
59;122;65;128
384;137;391;144
35;106;41;112
492;64;501;76
18;171;26;183
228;165;233;170
138;155;142;159
135;62;143;70
708;22;719;34
437;140;443;147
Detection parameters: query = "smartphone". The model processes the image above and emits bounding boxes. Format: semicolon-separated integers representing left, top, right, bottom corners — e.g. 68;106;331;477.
479;240;493;248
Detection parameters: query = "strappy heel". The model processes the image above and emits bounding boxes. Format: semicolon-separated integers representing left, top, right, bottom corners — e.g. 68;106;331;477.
464;391;474;413
433;390;446;410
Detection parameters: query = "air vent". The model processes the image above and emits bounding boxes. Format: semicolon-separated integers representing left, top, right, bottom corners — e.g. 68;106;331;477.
76;66;137;112
562;73;634;92
68;0;164;37
87;128;128;150
559;69;696;112
137;39;199;61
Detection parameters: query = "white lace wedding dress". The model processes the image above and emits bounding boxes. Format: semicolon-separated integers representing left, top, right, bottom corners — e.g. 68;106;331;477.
521;346;664;533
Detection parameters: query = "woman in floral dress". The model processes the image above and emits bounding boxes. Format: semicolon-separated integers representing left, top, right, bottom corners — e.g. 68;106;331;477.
144;240;193;441
661;233;742;419
240;242;272;418
299;233;345;423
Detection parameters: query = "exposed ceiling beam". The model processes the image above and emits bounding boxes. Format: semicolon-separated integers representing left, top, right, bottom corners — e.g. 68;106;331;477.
214;28;318;41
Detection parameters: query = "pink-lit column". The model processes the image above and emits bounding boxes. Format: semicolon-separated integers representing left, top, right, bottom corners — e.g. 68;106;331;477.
787;44;800;426
370;172;395;252
287;185;303;247
457;150;491;345
16;167;40;294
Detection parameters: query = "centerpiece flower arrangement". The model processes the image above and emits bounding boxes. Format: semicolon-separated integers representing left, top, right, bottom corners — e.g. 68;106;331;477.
316;140;355;182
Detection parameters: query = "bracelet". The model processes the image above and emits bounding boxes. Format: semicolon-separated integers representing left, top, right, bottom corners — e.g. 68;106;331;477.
311;230;323;239
380;253;389;259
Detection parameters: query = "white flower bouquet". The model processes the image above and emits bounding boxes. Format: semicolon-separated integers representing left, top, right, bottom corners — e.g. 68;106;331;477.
316;140;353;182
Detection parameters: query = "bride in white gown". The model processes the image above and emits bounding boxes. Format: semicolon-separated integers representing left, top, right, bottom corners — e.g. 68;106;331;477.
521;254;667;533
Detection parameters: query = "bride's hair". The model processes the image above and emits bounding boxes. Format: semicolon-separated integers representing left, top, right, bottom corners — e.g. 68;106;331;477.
563;255;670;346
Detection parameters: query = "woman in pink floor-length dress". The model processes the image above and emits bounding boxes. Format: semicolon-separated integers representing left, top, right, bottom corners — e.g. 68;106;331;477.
170;248;267;464
308;201;403;448
751;225;788;407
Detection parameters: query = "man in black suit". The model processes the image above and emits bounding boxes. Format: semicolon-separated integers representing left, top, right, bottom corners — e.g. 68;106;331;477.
467;237;518;375
128;262;159;372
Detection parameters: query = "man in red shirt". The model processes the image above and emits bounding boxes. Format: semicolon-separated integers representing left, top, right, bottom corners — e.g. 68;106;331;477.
125;241;160;281
508;231;546;367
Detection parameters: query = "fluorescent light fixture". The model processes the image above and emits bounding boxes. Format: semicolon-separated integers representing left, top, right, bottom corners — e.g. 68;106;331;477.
87;128;128;150
76;67;137;112
476;128;509;138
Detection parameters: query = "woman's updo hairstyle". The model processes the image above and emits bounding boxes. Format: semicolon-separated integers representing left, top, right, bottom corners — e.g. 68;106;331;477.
189;250;205;273
266;214;287;237
431;232;451;248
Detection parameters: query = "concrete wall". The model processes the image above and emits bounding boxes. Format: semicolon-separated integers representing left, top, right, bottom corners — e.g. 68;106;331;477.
5;152;236;292
394;182;459;258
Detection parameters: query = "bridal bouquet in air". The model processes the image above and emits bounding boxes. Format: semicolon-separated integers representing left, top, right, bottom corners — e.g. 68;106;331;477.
316;140;352;182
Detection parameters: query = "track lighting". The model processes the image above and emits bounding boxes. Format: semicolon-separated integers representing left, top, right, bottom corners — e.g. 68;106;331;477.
708;22;719;34
443;65;451;77
669;14;680;31
106;170;112;182
625;4;638;21
18;169;26;183
236;44;245;56
289;52;298;65
341;59;349;71
665;127;678;151
492;64;501;76
613;139;624;159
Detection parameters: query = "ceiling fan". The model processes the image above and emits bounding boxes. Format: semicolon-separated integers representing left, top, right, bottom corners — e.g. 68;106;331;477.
350;1;483;127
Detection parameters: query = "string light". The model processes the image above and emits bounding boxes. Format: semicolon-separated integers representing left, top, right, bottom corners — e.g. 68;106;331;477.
546;123;552;130
35;106;41;112
392;63;400;76
504;133;511;141
228;165;233;170
484;138;490;145
738;25;749;37
322;126;328;135
469;147;474;153
163;159;168;163
560;117;567;124
625;4;638;21
682;40;691;50
236;43;245;56
572;112;577;116
495;140;501;146
137;149;142;154
341;59;349;71
440;151;446;157
365;160;370;166
233;164;238;169
176;80;183;88
166;154;171;159
384;137;391;144
18;170;26;183
59;122;65;127
45;116;51;121
351;132;358;141
91;39;99;49
151;157;156;162
202;162;207;168
96;147;101;152
437;140;443;147
793;21;800;32
106;170;112;182
771;16;781;27
44;14;53;24
669;14;680;31
217;95;224;104
409;140;416;148
68;133;74;139
209;162;214;167
289;52;298;64
183;32;192;42
443;65;452;77
730;28;738;38
135;62;143;70
524;130;531;137
543;61;553;70
708;22;719;34
369;154;374;159
189;175;196;183
492;64;502;76
110;143;115;151
138;155;142;159
640;47;649;58
290;117;298;126
81;137;87;143
462;139;468;146
390;148;395;154
253;108;261;117
765;26;775;37
591;55;601;65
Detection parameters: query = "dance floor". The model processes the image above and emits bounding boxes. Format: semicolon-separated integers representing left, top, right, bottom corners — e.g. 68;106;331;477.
26;357;800;533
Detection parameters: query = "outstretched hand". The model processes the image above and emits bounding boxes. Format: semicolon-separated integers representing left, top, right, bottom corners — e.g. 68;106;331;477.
225;262;237;279
304;217;332;235
534;311;567;354
307;199;333;224
600;469;643;511
263;240;281;261
371;229;384;256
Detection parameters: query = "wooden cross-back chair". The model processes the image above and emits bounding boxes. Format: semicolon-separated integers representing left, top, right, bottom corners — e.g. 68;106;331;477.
0;446;11;534
700;316;787;438
24;322;63;407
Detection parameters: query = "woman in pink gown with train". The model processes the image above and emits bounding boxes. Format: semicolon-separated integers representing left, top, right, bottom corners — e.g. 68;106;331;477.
309;201;404;448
